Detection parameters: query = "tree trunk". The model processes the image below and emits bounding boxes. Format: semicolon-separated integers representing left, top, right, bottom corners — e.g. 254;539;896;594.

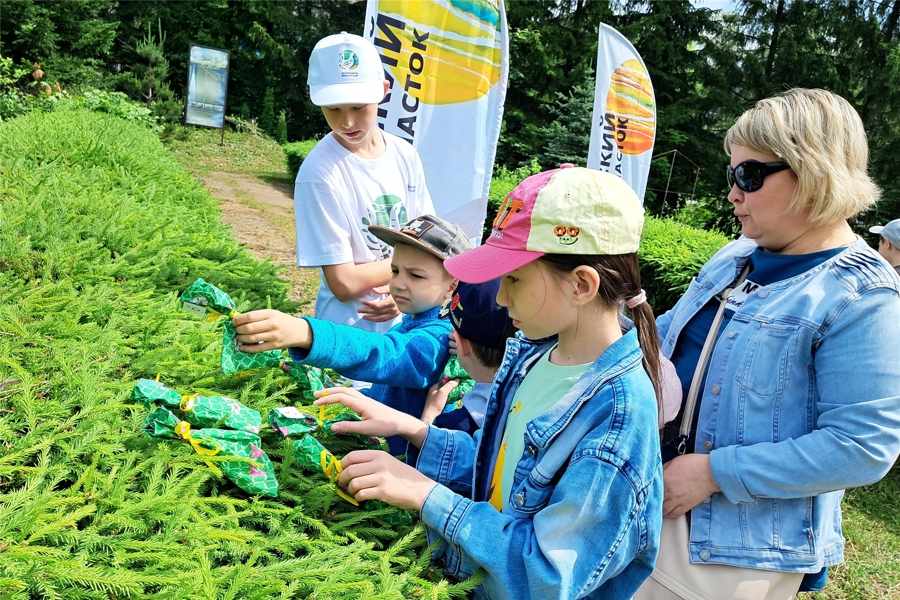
764;0;786;80
885;0;900;41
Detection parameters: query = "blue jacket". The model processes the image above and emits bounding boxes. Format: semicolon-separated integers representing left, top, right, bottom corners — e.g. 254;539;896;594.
416;328;663;600
289;306;451;453
657;237;900;571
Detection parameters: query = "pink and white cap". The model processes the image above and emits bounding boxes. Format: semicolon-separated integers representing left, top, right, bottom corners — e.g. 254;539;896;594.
445;165;645;283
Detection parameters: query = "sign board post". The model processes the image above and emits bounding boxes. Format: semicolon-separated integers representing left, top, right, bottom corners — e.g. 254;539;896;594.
186;45;230;145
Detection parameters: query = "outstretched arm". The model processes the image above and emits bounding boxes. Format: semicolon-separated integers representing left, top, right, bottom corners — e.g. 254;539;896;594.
233;309;312;352
314;387;429;449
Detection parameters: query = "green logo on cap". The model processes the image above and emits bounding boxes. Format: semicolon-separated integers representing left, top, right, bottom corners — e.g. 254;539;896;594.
338;50;359;71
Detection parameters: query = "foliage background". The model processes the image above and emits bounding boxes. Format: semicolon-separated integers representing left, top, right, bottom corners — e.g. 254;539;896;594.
1;0;898;230
0;108;479;599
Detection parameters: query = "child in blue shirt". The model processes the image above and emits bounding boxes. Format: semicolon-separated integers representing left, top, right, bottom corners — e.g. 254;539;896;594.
233;214;469;455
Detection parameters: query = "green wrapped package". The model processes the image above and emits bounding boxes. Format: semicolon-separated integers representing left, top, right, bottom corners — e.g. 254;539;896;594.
268;404;381;449
279;362;329;400
291;434;359;506
268;406;319;437
440;355;475;410
180;279;337;396
180;278;285;374
143;407;278;498
131;379;262;434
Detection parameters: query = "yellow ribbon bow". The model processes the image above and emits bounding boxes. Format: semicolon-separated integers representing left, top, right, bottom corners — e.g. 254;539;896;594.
319;449;359;506
174;421;221;456
179;394;197;412
206;308;240;323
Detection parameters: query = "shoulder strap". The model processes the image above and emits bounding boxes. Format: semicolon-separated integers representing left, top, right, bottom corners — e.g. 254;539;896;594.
676;262;751;454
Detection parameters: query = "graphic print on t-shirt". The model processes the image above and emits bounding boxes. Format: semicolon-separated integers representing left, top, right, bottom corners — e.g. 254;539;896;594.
362;194;409;258
488;399;523;509
725;278;760;313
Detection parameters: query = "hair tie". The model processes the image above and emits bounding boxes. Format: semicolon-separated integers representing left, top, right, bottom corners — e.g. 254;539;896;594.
625;289;647;309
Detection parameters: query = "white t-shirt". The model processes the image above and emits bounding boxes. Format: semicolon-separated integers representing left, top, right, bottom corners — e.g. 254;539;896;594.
294;130;435;333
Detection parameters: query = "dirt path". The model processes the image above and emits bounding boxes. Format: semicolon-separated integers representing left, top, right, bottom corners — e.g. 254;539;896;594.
197;171;318;315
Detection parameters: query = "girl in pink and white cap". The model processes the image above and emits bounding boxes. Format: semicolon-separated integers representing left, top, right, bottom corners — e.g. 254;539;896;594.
316;165;665;599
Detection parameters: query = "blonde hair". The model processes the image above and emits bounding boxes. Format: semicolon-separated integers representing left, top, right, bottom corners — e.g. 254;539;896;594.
724;88;880;225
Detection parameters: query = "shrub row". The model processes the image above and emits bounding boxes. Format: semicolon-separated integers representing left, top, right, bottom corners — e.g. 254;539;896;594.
284;139;319;179
0;110;475;599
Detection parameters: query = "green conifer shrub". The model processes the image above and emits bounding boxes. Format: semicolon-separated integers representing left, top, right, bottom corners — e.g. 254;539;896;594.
0;108;481;599
284;139;319;177
259;87;275;137
275;110;288;145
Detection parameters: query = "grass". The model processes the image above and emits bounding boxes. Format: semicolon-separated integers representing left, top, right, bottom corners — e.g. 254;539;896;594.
808;463;900;599
163;126;293;181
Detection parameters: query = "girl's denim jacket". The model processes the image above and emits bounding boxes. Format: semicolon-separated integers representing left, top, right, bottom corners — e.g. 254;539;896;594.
415;328;663;600
657;237;900;572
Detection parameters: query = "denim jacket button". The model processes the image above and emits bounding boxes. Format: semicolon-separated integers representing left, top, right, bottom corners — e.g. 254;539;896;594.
514;492;526;506
758;289;769;298
527;445;538;458
702;496;711;503
699;549;711;561
727;330;737;338
702;441;713;451
710;384;721;395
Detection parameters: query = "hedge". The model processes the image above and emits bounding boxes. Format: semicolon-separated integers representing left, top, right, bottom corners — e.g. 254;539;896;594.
0;110;476;599
284;139;319;179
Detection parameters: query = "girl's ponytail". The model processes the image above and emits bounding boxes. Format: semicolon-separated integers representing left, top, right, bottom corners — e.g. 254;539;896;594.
628;297;662;405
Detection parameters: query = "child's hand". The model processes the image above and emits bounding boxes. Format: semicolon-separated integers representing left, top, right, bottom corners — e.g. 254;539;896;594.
421;379;459;423
357;285;401;322
339;450;437;511
232;309;311;352
314;387;425;443
448;330;459;355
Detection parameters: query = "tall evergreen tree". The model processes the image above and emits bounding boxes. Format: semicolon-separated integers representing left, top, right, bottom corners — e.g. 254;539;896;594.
275;109;287;144
539;72;595;168
259;87;275;136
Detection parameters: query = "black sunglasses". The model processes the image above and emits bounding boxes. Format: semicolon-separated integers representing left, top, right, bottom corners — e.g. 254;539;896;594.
726;160;791;193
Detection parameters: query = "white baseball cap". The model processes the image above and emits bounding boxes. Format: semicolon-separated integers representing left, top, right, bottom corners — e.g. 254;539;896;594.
870;218;900;247
307;32;386;106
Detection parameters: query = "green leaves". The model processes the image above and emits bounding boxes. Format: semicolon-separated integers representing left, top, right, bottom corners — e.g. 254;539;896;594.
0;110;468;599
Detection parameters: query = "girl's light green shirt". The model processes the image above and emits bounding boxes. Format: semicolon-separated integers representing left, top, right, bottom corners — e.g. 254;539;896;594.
492;345;591;511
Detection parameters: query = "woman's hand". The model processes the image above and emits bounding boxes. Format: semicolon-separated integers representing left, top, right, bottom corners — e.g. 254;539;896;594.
357;285;401;322
314;387;428;446
339;450;437;511
233;310;311;352
662;454;721;518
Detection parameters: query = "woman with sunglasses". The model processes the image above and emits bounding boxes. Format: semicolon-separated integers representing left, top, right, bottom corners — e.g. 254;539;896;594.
635;88;900;600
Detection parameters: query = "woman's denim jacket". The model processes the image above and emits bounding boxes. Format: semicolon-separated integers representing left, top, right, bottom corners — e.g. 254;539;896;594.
657;237;900;572
416;328;663;600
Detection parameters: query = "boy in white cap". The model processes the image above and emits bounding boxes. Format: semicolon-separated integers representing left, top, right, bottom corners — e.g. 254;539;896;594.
870;219;900;276
294;32;435;337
